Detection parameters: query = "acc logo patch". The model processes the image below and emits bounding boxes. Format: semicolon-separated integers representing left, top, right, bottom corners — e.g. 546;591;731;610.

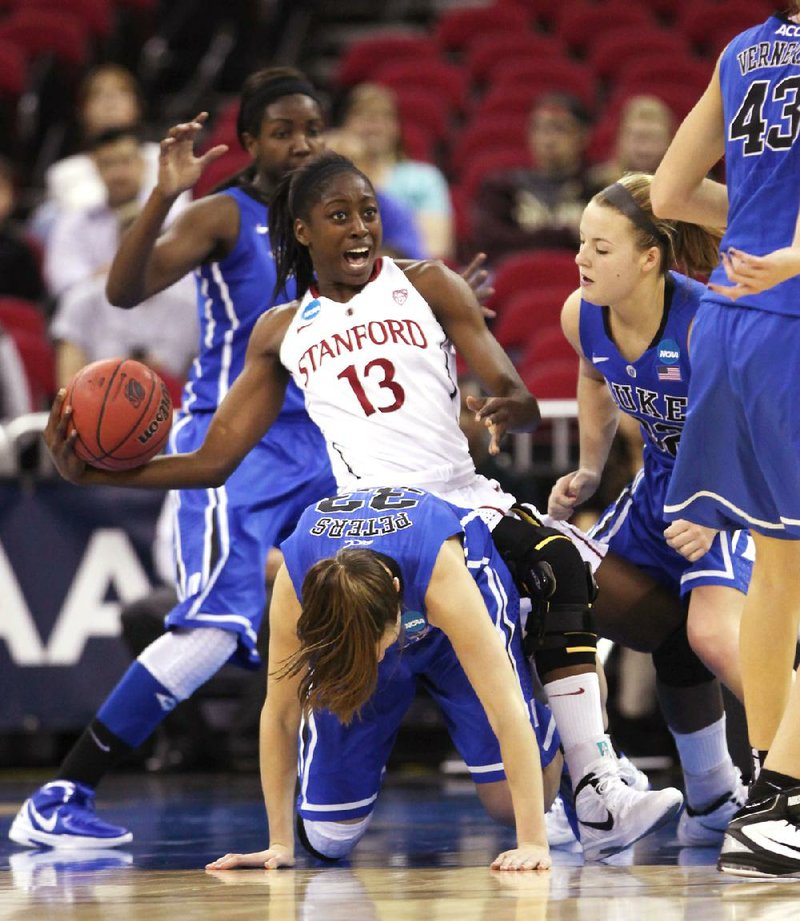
392;288;408;305
301;298;322;321
657;338;680;365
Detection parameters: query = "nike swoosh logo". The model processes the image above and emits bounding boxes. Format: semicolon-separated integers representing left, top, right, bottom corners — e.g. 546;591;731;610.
28;801;59;832
579;812;614;831
550;687;586;697
255;224;269;235
297;323;313;333
592;356;610;363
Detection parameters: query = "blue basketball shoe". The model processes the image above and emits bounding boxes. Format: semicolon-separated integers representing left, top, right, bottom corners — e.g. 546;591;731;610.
9;781;132;849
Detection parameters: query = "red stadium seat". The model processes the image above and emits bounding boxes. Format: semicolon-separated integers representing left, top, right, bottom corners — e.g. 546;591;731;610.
490;59;596;109
435;4;531;53
400;122;435;163
6;328;55;409
490;251;578;311
193;148;252;200
372;59;469;112
615;58;714;98
335;33;440;87
589;29;689;84
0;40;26;99
493;287;571;354
496;0;561;30
25;0;113;41
0;298;47;338
392;88;452;143
449;114;529;177
0;9;89;69
554;4;656;57
519;323;576;369
522;358;578;400
678;1;774;54
466;33;567;85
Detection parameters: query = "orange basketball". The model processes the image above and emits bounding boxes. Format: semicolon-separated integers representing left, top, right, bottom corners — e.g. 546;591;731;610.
64;358;173;471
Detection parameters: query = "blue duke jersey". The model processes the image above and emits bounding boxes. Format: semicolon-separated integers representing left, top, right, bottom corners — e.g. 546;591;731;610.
182;186;306;416
164;186;335;665
709;13;800;316
579;274;753;597
580;271;699;471
280;487;559;817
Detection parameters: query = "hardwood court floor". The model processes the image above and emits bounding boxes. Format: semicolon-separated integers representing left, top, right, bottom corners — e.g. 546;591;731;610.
0;772;797;920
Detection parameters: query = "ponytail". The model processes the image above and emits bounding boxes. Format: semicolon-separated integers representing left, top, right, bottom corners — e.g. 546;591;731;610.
272;548;400;724
595;172;722;277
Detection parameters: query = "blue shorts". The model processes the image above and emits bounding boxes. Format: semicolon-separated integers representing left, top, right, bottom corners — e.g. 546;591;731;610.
165;411;335;666
666;302;800;538
592;458;753;598
296;569;559;821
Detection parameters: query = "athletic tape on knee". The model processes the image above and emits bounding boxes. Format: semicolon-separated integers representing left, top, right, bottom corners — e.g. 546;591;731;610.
652;622;715;687
299;814;372;860
138;626;239;700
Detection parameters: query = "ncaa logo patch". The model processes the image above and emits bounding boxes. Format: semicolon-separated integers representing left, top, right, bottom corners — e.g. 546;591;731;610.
392;288;408;305
657;338;680;365
301;298;322;321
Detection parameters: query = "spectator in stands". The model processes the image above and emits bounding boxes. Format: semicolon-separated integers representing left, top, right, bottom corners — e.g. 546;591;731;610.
29;64;190;244
338;83;454;260
588;95;675;190
44;127;196;390
324;129;426;259
472;92;597;265
0;157;45;304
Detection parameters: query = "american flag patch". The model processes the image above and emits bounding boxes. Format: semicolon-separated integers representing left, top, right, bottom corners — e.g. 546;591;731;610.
657;365;681;382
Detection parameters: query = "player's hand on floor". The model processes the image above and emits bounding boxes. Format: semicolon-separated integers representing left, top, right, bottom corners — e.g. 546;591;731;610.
491;844;551;871
44;390;87;484
547;469;600;520
206;844;295;871
664;519;717;562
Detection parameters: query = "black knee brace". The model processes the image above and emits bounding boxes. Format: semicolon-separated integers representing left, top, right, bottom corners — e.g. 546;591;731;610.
491;510;598;678
652;621;715;688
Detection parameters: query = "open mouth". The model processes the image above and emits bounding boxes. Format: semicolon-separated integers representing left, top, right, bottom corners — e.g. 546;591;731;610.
344;246;371;268
580;273;594;286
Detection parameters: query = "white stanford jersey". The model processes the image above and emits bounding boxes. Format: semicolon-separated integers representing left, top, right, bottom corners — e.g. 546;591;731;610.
280;258;500;499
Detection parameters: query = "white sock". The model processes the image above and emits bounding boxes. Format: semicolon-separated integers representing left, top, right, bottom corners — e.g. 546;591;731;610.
670;715;738;808
546;672;614;787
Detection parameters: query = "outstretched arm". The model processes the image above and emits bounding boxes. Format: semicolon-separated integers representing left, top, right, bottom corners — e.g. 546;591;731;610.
426;538;550;871
107;113;232;307
548;291;620;520
44;307;295;490
207;564;303;870
407;260;540;454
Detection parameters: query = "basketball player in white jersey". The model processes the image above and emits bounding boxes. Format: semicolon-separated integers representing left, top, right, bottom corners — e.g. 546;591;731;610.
44;152;684;860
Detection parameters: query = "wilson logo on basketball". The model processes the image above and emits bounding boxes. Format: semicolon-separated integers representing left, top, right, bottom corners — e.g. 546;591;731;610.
124;378;147;409
392;289;408;305
138;385;172;445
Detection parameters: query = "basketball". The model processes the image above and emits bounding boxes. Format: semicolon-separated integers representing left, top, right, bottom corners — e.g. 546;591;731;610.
64;358;173;471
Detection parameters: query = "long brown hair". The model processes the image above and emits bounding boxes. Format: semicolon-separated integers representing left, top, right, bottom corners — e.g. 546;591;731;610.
594;172;722;277
273;548;400;724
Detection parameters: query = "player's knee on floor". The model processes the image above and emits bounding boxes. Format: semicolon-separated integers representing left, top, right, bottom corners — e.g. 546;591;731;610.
297;814;372;861
491;514;598;677
652;621;715;688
